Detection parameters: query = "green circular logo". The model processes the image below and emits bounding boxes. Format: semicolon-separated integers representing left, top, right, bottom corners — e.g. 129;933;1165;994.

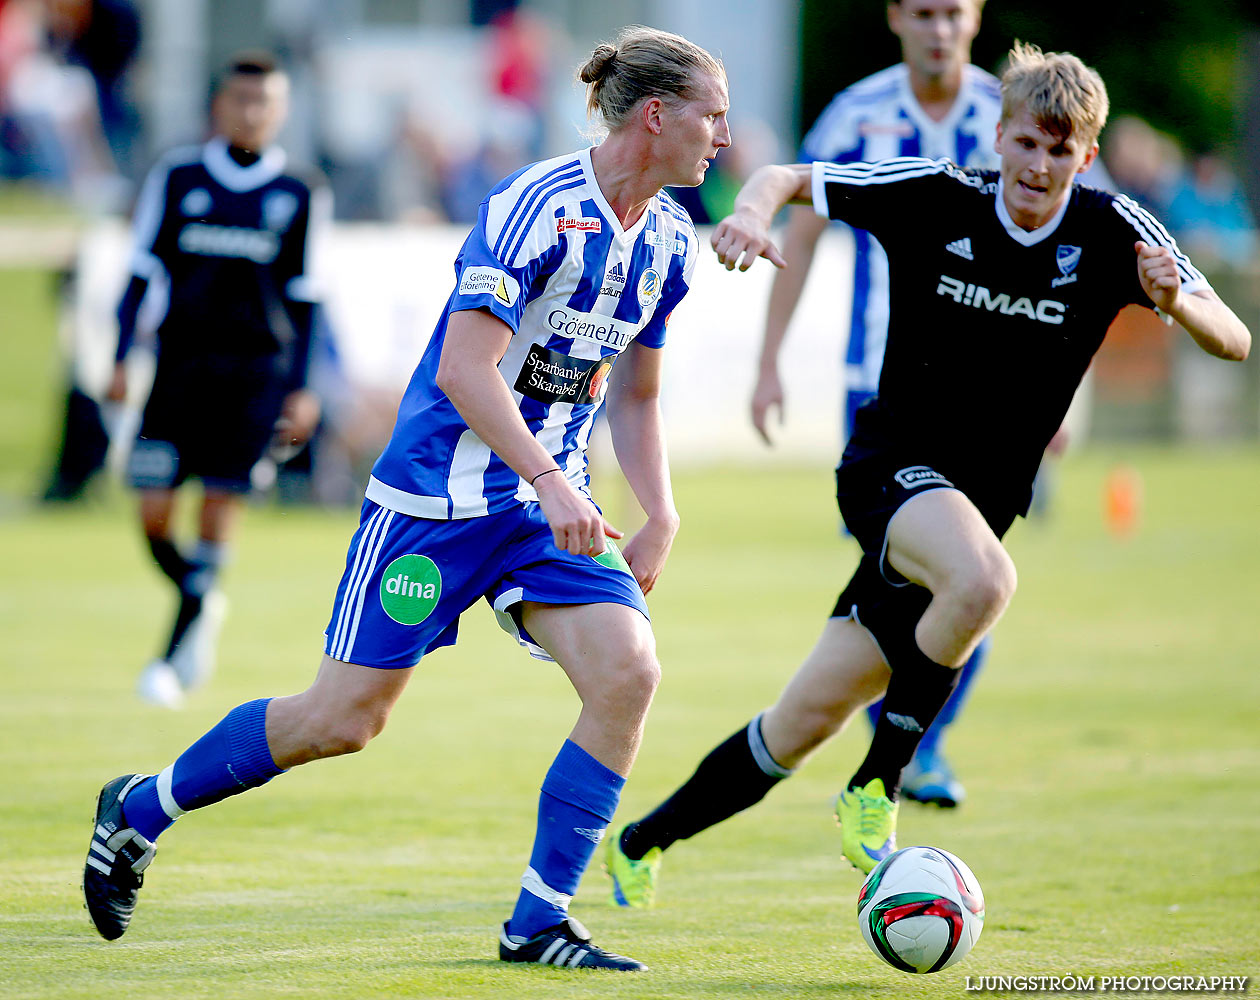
379;554;442;626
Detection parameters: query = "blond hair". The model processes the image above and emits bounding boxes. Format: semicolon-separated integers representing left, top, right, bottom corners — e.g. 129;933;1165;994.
576;25;725;134
1001;42;1109;147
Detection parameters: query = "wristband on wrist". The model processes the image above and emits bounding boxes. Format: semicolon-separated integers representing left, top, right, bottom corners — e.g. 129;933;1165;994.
530;468;562;486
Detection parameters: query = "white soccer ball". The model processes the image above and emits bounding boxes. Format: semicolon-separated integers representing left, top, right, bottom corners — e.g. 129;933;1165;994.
857;845;985;974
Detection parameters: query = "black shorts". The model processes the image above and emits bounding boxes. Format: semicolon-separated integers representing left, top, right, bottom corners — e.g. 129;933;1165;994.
127;354;288;493
828;555;932;670
835;447;1018;585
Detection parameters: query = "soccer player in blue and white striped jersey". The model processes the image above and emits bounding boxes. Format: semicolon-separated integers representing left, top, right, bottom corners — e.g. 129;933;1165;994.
84;27;729;971
757;0;1000;441
608;43;1249;892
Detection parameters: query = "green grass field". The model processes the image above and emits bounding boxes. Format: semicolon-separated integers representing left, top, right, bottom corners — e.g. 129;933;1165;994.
2;447;1258;999
1;259;1256;997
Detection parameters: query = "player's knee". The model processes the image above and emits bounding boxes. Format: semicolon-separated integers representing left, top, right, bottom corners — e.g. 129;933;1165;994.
318;720;379;757
595;644;660;713
947;548;1016;622
297;705;388;759
982;549;1018;610
617;650;661;707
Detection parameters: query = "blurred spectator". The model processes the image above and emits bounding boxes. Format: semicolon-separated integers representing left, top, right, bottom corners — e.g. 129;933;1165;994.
1102;114;1182;216
438;97;538;223
44;0;141;179
0;0;128;209
1165;152;1257;271
487;6;547;159
378;107;449;224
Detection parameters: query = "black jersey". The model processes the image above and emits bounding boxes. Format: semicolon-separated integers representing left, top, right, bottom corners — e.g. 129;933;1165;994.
117;136;328;387
812;157;1208;517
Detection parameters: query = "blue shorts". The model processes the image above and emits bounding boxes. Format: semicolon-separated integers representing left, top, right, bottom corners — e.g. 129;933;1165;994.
323;499;649;669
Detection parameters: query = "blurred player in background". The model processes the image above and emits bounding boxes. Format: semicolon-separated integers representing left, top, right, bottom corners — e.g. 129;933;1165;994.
107;52;327;708
606;43;1250;905
751;0;1000;808
85;26;728;972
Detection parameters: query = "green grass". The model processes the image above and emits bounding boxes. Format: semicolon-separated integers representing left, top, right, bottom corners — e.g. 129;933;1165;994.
2;449;1258;998
0;267;64;502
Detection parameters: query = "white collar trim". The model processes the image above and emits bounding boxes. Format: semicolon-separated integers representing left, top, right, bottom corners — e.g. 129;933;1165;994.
202;136;287;192
995;176;1070;246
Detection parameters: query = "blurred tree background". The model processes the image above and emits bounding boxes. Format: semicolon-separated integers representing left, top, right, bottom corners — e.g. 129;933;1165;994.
800;0;1260;159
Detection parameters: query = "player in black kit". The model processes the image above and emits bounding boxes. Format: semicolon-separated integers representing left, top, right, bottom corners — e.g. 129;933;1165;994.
107;52;328;708
604;43;1251;904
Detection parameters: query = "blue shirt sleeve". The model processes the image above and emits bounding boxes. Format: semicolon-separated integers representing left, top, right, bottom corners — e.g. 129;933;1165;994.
636;248;694;349
448;199;554;332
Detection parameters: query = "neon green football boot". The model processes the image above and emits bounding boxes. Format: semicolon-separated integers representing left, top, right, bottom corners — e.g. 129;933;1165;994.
836;777;899;874
603;824;662;908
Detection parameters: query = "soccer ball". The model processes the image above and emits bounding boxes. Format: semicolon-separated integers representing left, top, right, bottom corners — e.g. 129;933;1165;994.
857;845;985;974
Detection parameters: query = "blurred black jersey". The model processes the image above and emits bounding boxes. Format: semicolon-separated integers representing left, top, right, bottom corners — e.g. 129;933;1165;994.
119;136;328;385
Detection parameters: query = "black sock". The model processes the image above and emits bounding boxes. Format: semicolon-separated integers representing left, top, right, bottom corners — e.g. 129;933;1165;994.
162;543;224;660
620;715;792;860
163;590;204;659
146;536;193;588
849;644;961;799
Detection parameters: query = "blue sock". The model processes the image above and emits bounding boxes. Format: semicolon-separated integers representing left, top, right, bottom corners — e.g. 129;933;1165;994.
122;698;285;842
508;739;625;939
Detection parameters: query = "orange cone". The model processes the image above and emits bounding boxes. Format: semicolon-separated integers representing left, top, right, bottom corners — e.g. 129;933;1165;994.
1104;465;1143;537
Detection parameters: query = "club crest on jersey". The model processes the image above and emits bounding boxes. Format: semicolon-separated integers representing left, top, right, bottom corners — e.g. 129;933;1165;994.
893;466;953;490
458;266;520;307
263;191;299;231
379;554;442;626
637;267;662;307
557;216;602;234
1052;245;1081;287
180;187;212;217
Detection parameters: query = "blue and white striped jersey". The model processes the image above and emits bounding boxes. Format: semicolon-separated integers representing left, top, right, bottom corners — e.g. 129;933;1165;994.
800;64;1002;405
367;146;698;520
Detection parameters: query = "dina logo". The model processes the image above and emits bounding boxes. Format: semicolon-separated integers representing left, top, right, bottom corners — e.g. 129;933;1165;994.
379;554;442;625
